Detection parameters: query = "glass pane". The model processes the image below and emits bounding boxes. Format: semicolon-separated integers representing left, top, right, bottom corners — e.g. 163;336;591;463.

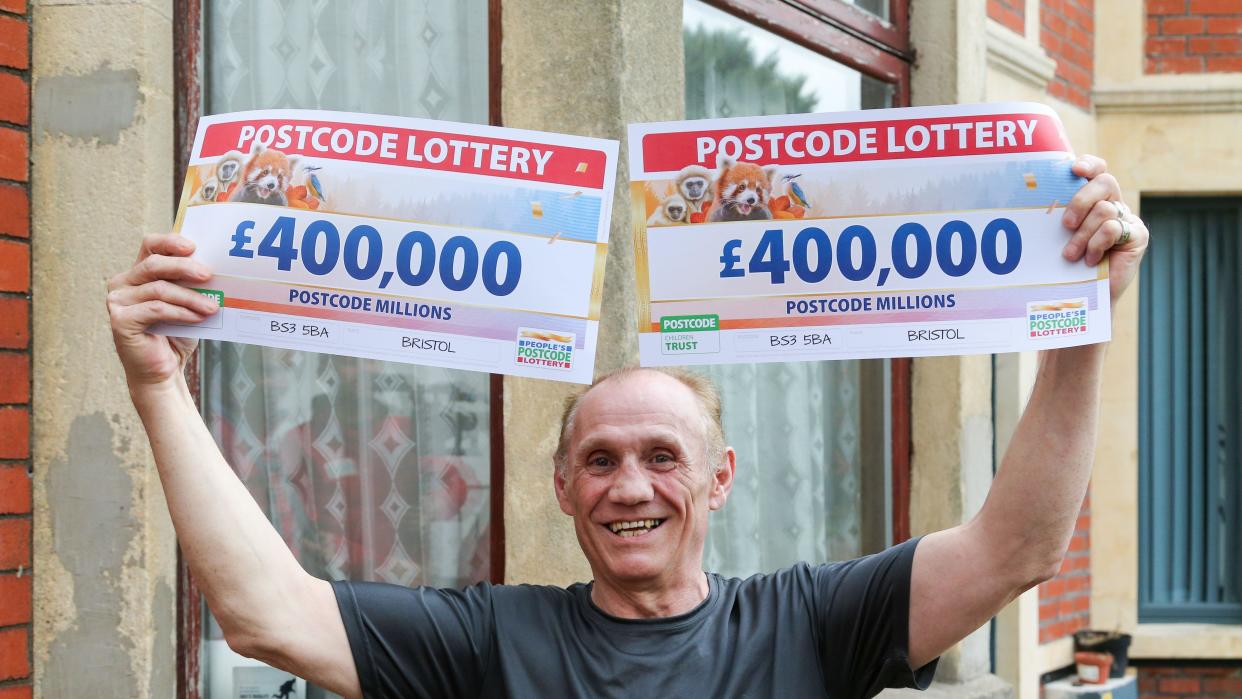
842;0;890;22
684;0;893;120
200;1;489;696
683;0;892;578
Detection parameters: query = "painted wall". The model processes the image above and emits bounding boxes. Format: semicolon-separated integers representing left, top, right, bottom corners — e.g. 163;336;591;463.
29;0;178;695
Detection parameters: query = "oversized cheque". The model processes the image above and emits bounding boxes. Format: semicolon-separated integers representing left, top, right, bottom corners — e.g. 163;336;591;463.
629;102;1110;366
160;110;618;384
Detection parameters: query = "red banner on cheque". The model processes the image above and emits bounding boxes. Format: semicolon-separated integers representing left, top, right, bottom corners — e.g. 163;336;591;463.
200;118;609;188
640;112;1069;173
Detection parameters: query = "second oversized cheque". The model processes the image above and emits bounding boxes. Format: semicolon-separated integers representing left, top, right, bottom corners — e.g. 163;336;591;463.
628;102;1112;366
159;110;619;385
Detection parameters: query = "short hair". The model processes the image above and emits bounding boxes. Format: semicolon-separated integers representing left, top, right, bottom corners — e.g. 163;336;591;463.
553;366;725;477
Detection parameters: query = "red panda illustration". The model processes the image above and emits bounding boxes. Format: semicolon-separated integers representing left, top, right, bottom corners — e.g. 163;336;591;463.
708;158;779;222
229;146;297;206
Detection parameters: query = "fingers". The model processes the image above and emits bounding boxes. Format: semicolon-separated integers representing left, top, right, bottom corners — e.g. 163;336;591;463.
107;280;219;316
109;253;212;292
135;233;196;265
1063;171;1121;230
1083;219;1123;267
1063;199;1120;261
112;300;208;332
1070;154;1108;180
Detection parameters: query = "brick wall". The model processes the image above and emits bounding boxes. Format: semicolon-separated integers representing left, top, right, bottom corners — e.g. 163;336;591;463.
1146;0;1242;73
1136;663;1242;698
1041;0;1095;110
1039;493;1091;644
990;0;1027;34
0;0;30;697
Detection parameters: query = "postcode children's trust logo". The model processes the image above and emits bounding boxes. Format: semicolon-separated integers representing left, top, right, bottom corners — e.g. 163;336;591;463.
515;328;575;370
1027;298;1087;338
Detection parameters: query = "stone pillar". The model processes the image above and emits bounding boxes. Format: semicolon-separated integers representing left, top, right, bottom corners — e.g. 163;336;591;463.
500;0;684;584
30;1;177;696
885;1;1012;697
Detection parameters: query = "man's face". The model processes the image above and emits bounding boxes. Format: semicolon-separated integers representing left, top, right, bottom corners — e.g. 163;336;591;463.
554;371;734;589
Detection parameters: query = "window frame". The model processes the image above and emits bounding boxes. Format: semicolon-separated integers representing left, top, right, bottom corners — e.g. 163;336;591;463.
1137;195;1242;625
172;1;506;696
690;0;914;546
701;0;912;107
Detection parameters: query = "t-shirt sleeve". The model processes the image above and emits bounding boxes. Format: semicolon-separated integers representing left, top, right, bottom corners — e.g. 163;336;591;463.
812;536;938;699
331;579;493;699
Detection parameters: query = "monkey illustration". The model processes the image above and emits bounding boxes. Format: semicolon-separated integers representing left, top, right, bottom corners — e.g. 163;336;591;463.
647;194;689;226
708;158;778;222
675;165;713;215
190;177;219;205
229;145;297;206
214;150;244;187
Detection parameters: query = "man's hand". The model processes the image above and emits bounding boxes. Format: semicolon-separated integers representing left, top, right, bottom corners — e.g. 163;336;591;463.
907;155;1148;671
1059;155;1150;304
106;234;217;387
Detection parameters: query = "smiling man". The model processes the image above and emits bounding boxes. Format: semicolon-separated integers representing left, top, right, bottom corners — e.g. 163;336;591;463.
108;157;1148;699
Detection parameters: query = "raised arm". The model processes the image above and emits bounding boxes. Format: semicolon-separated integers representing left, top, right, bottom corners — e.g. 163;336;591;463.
906;157;1150;669
107;234;361;698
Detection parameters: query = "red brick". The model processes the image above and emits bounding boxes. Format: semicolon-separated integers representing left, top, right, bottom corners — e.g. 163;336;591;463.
0;127;27;182
1147;17;1160;34
0;239;28;293
1207;54;1242;69
1044;11;1069;35
0;407;28;460
0;685;32;699
0;184;26;239
1190;0;1242;13
1159;677;1201;693
0;573;30;626
1069;533;1089;553
1148;0;1188;13
0;627;26;680
0;1;26;15
1190;35;1242;52
0;353;27;403
1042;576;1068;597
1160;16;1206;34
0;15;25;70
1040;599;1058;621
1203;677;1242;693
1152;54;1207;71
1067;575;1091;593
989;0;1026;33
1206;15;1242;32
0;465;29;515
0;73;26;127
1076;513;1091;531
0;518;28;569
0;298;27;349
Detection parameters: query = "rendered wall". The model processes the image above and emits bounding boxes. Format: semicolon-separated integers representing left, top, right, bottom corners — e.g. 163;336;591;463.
29;0;177;696
499;0;685;586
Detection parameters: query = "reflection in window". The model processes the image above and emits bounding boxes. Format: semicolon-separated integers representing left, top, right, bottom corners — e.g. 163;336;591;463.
200;1;489;697
683;0;893;578
684;0;893;120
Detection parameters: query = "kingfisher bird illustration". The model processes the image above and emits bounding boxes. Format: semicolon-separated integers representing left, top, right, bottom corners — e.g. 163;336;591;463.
781;173;810;208
304;166;325;200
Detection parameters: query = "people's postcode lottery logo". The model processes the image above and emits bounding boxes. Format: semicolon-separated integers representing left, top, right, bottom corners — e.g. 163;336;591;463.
515;328;575;370
1026;298;1087;338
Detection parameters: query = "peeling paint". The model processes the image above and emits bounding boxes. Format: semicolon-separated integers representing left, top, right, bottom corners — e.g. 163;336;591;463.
34;67;142;145
43;413;141;698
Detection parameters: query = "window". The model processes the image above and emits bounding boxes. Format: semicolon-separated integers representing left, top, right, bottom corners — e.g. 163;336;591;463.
178;1;496;696
684;0;912;575
1139;197;1242;624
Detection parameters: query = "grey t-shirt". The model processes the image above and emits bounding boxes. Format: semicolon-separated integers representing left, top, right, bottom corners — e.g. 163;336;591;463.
331;536;936;698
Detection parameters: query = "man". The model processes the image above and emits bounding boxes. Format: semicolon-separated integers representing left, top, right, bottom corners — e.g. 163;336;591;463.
107;156;1148;698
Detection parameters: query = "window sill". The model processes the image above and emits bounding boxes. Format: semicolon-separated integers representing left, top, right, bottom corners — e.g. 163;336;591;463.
1130;623;1242;659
